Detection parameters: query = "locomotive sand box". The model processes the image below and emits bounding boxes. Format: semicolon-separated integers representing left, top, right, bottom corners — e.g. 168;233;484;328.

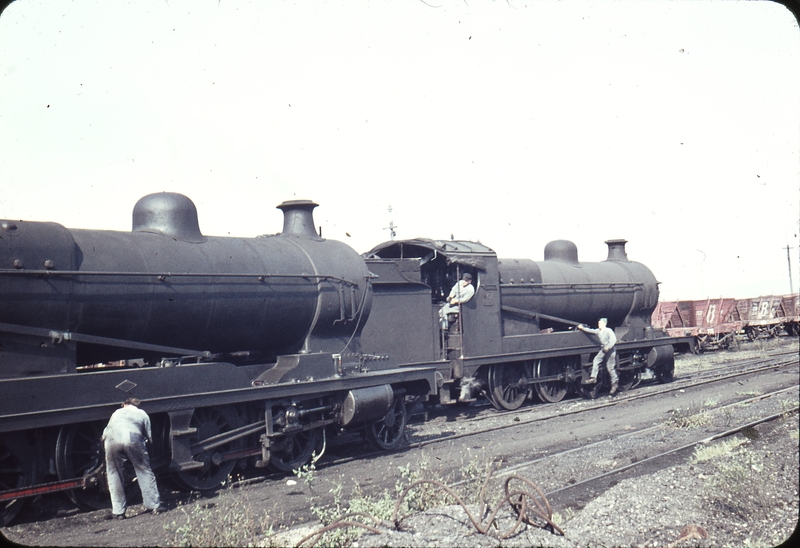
0;192;691;525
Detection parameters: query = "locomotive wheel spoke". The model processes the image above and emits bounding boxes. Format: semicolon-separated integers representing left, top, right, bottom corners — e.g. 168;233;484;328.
533;358;568;403
172;407;242;491
487;363;527;411
269;428;321;473
0;442;39;527
55;422;137;511
365;394;407;451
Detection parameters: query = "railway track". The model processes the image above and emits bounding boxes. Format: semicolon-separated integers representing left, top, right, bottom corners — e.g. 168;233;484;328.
487;385;799;491
396;350;798;450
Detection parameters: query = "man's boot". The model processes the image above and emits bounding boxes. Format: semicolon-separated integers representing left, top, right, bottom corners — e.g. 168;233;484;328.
609;382;618;395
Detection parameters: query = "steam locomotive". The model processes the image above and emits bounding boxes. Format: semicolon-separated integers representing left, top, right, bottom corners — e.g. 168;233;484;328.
0;192;690;525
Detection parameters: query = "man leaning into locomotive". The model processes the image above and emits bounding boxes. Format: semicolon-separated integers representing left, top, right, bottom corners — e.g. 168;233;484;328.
577;318;619;395
439;272;475;328
102;397;166;519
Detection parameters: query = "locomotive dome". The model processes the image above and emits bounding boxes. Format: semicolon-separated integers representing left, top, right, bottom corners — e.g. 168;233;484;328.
132;192;206;243
543;239;579;264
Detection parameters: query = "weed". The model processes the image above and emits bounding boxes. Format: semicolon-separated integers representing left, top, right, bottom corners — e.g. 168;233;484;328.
736;390;763;398
293;451;319;494
297;457;499;547
551;506;576;526
702;398;719;408
666;405;712;429
164;476;273;547
691;438;747;463
703;448;771;521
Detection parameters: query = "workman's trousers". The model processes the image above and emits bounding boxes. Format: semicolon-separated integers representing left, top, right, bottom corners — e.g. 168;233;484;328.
439;303;459;320
591;348;619;386
104;433;161;515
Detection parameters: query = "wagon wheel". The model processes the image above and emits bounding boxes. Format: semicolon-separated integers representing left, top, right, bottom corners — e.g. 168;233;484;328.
617;370;640;393
55;422;137;511
532;358;569;403
0;441;39;527
365;394;408;451
487;363;528;411
269;428;321;473
171;406;243;491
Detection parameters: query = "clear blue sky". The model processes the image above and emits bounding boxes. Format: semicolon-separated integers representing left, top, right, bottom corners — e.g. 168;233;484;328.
1;0;798;300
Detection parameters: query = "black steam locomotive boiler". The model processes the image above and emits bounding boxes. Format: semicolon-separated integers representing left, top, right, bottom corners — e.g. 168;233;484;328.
0;193;436;525
362;237;693;410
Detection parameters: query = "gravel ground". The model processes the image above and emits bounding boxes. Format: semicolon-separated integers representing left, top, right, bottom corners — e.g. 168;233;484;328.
266;414;799;547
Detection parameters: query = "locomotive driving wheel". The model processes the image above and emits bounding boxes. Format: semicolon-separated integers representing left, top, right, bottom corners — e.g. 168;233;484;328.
365;394;407;451
172;406;243;491
487;363;528;411
268;428;321;473
55;422;136;511
0;440;39;527
532;358;569;403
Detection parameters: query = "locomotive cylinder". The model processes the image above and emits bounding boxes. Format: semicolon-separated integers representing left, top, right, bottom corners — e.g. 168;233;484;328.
0;193;372;367
341;384;394;426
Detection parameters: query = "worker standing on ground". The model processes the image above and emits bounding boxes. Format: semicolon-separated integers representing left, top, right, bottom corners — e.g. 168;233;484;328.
102;398;165;519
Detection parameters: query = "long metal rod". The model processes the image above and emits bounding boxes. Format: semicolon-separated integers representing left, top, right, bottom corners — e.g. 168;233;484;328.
0;321;211;358
0;269;359;286
499;282;643;288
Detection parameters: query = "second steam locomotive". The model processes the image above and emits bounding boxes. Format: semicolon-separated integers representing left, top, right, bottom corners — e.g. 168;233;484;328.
0;193;690;525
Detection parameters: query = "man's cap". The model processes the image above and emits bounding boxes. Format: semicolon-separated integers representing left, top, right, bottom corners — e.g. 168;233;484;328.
599;318;608;323
462;273;473;281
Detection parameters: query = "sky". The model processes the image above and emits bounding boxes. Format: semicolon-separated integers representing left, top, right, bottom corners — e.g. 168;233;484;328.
1;0;798;301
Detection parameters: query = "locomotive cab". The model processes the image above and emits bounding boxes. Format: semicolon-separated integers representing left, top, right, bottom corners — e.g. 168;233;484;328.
363;238;504;363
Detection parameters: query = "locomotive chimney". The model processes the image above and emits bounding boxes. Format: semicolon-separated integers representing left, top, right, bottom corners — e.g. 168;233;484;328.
605;239;629;262
277;200;321;239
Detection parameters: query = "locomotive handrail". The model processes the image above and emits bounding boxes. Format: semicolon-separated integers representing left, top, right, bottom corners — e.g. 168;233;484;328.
499;282;644;288
0;269;361;286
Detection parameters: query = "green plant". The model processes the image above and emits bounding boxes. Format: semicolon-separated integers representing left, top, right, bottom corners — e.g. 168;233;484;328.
703;449;770;521
666;405;712;429
293;451;319;493
164;476;273;547
691;438;746;463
